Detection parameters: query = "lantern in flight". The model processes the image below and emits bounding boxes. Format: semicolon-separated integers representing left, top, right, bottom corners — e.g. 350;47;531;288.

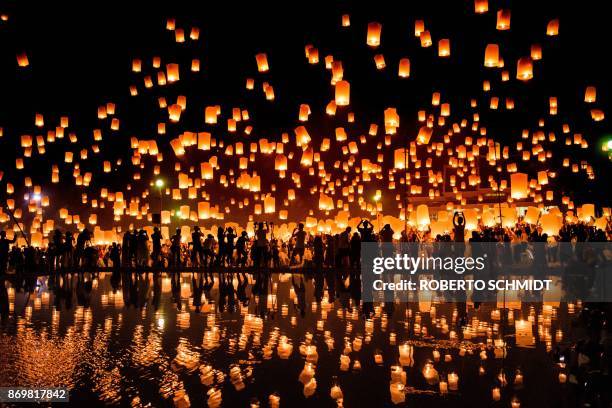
510;173;529;199
398;58;411;78
516;57;533;81
367;22;382;47
255;53;269;72
335;81;350;106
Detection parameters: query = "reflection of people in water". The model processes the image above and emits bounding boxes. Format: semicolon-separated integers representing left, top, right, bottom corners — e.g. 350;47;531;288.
152;272;162;310
292;275;306;318
218;273;237;313
236;273;249;307
191;272;204;313
170;272;182;311
0;278;9;320
76;273;93;308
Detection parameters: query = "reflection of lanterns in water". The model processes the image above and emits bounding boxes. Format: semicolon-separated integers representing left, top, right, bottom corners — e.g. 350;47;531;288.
422;360;439;384
390;382;405;404
398;343;414;367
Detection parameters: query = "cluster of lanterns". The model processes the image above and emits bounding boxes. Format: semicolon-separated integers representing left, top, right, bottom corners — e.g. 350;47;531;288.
2;0;608;246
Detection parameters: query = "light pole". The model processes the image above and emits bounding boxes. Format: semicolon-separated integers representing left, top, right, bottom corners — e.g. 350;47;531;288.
155;179;164;227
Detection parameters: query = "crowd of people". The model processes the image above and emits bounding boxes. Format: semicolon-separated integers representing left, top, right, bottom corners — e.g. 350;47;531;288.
0;213;610;275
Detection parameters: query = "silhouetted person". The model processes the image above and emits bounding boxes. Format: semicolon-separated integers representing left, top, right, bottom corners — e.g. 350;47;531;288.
290;223;307;265
190;226;204;267
224;227;237;266
357;219;374;242
151;227;163;266
349;232;361;268
0;231;17;275
453;212;465;243
236;231;249;267
170;228;182;267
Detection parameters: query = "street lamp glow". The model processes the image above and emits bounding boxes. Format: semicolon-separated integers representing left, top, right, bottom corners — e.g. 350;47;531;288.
607;139;612;150
155;179;164;188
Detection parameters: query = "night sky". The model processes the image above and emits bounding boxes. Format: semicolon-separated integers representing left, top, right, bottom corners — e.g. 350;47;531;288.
1;0;610;228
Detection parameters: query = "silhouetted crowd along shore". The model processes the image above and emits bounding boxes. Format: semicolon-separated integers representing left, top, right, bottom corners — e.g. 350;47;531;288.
0;215;610;275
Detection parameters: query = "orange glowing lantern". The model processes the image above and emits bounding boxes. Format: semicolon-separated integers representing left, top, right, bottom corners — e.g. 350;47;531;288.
510;173;529;199
516;57;533;81
496;9;511;30
474;0;488;13
583;86;596;103
438;39;450;57
398;58;410;78
546;19;559;36
17;52;30;67
255;53;269;72
367;22;382;47
335;81;350;106
484;44;499;67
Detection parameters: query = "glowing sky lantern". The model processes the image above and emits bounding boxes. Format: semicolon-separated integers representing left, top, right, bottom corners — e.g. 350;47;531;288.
417;126;433;145
510;173;529;199
17;52;29;67
367;22;382;47
438;39;451;57
255;53;269;72
546;19;560;36
335;80;350;106
474;0;488;13
584;86;596;103
496;9;511;30
484;44;500;67
398;58;410;78
419;31;432;47
341;14;350;27
416;204;430;229
516;57;533;81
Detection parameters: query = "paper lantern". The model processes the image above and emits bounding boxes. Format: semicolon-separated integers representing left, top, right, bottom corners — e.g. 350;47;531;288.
255;53;269;72
398;58;410;78
530;44;542;61
417;126;433;144
483;44;500;69
474;0;488;13
197;201;210;219
516;57;533;81
546;19;559;36
579;204;595;221
540;213;562;236
335;81;350;106
166;63;180;82
374;54;386;69
438;39;450;57
275;154;288;171
264;196;276;213
419;31;432;47
394;149;408;169
168;104;182;122
414;20;425;37
510;173;529;199
342;14;350;27
17;52;30;67
384;108;399;128
367;22;382;47
590;109;605;122
416;204;430;228
584;86;596;103
496;9;511;30
523;207;540;224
